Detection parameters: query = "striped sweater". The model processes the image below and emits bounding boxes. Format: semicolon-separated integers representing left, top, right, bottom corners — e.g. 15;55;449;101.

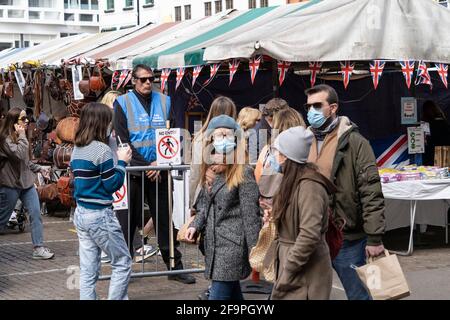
70;140;127;210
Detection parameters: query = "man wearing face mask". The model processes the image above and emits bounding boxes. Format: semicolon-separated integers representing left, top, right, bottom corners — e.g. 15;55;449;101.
305;84;385;300
114;64;196;284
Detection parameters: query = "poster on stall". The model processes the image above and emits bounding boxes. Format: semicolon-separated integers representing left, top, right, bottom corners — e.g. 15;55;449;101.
401;97;417;125
112;178;128;210
14;70;26;96
71;65;84;101
407;127;425;154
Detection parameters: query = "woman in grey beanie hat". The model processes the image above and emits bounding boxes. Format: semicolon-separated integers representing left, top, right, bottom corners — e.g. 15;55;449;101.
270;126;337;300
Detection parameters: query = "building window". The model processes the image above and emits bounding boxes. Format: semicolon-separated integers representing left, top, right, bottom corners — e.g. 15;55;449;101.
124;0;134;8
14;40;20;48
226;0;233;9
29;0;56;7
24;41;30;47
260;0;268;7
184;5;191;20
106;0;114;10
64;13;75;21
29;11;40;19
215;0;222;13
80;0;88;9
248;0;256;9
144;0;154;6
204;2;211;16
0;0;14;5
174;6;181;21
80;13;93;21
64;0;80;9
44;11;60;19
91;0;98;9
8;10;25;18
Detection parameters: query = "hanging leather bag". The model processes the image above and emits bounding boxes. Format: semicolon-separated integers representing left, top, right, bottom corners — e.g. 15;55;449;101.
53;143;73;169
89;65;106;92
56;117;79;143
78;66;91;97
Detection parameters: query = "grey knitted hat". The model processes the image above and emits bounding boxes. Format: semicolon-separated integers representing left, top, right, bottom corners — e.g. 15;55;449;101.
272;126;313;164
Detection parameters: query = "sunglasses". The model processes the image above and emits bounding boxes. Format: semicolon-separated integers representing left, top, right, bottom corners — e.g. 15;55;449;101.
136;76;155;83
303;102;335;112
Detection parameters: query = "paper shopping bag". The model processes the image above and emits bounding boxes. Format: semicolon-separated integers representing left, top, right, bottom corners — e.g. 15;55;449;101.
355;250;410;300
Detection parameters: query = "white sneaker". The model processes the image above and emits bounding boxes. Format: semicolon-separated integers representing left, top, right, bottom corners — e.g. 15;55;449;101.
32;246;55;260
9;211;17;224
135;245;159;262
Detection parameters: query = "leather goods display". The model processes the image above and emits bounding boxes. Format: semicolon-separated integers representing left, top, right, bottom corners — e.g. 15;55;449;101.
45;71;63;101
3;72;14;99
53;143;73;169
37;183;59;203
59;67;71;92
89;65;106;92
78;66;91;97
57;172;75;208
23;71;34;108
56;117;79;143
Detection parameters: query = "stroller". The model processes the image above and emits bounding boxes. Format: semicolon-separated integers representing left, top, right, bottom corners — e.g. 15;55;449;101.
6;199;28;232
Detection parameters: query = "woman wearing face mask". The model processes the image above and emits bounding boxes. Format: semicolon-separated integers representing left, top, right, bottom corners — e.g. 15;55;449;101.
0;107;54;259
270;126;335;300
185;115;261;300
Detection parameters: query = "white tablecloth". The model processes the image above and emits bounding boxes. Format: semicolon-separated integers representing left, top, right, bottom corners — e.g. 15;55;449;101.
382;179;450;231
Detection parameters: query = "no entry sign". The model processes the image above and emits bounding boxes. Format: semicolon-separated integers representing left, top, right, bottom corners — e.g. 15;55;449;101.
156;128;181;165
112;179;128;210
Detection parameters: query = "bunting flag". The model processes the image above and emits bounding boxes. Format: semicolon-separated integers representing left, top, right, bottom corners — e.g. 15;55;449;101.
204;63;220;86
369;60;386;90
117;70;129;89
435;63;448;89
175;67;185;90
340;61;355;89
160;68;171;92
187;94;200;111
399;60;415;89
415;61;432;88
111;70;120;89
277;60;291;86
249;55;262;84
192;65;203;87
229;59;240;85
123;70;133;88
308;61;322;88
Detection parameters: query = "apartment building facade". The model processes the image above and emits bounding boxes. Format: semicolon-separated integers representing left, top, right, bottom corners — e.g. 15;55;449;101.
0;0;100;50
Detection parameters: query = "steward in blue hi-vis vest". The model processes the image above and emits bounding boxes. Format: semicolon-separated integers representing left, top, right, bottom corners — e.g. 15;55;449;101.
116;91;170;163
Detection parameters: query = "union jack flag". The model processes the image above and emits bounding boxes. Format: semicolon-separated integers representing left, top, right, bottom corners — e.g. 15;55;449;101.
160;68;171;92
204;63;220;86
309;61;322;88
415;61;432;88
229;59;240;86
340;61;354;89
123;70;133;88
175;67;185;90
249;55;262;85
399;60;415;89
435;63;448;88
192;65;203;87
111;70;120;89
277;61;291;87
372;134;409;168
369;60;385;90
117;70;129;89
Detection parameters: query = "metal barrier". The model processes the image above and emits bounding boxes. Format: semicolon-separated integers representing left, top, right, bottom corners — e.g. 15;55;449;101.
99;164;204;280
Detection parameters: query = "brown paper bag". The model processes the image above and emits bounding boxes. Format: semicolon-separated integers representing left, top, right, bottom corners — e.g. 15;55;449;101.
355;250;410;300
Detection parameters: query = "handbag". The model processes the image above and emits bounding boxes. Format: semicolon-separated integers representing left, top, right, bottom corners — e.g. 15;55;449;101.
326;208;345;261
59;67;71;92
53;143;73;169
56;117;79;143
37;183;59;202
45;70;63;101
23;71;34;108
78;66;91;97
89;65;106;92
355;250;410;300
3;72;14;99
249;220;276;282
57;170;75;208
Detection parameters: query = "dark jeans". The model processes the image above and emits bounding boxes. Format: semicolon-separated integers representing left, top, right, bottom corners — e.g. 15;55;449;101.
116;173;183;270
209;281;244;300
332;237;371;300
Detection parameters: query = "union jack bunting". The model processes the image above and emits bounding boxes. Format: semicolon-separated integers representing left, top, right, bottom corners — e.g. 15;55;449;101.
160;68;171;92
117;69;129;89
369;60;385;90
204;63;220;86
111;70;120;89
175;67;185;90
277;61;291;87
192;65;203;87
249;55;262;84
340;61;354;89
229;59;240;85
399;60;415;89
435;63;448;89
309;61;322;88
415;61;432;88
123;70;133;88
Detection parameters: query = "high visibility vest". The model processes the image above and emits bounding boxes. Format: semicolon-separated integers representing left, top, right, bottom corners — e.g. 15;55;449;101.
116;91;170;163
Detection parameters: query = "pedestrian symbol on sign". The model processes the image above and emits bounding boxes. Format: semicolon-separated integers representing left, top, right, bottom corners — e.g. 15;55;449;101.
158;135;180;160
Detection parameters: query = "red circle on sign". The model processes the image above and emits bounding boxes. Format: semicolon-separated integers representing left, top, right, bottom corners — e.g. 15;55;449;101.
113;184;126;203
158;135;179;159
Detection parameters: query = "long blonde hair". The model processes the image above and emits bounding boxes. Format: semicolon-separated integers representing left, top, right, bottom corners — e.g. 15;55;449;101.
272;108;306;143
101;90;121;109
200;127;247;190
237;107;261;131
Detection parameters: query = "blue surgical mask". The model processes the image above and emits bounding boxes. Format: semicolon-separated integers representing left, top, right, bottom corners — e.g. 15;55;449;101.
213;138;236;154
307;108;327;129
268;153;282;173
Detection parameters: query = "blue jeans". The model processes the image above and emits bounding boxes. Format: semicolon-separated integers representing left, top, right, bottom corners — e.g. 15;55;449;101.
209;281;244;300
0;186;43;247
74;206;132;300
332;238;371;300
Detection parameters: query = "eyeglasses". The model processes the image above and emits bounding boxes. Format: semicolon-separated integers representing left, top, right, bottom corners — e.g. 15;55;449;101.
136;76;155;83
212;132;235;141
303;102;336;112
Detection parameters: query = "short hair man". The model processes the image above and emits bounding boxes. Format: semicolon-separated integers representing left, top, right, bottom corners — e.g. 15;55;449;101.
305;84;385;300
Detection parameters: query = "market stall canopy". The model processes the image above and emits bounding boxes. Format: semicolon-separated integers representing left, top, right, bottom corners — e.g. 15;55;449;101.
132;5;306;69
203;0;450;64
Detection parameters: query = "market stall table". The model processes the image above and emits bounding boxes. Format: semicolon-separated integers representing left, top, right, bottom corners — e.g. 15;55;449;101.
382;179;450;256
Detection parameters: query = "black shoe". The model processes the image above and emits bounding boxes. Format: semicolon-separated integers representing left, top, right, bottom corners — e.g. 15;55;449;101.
168;273;196;284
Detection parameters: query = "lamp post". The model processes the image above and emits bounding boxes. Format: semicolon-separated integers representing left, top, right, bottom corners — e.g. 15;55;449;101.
137;0;140;25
